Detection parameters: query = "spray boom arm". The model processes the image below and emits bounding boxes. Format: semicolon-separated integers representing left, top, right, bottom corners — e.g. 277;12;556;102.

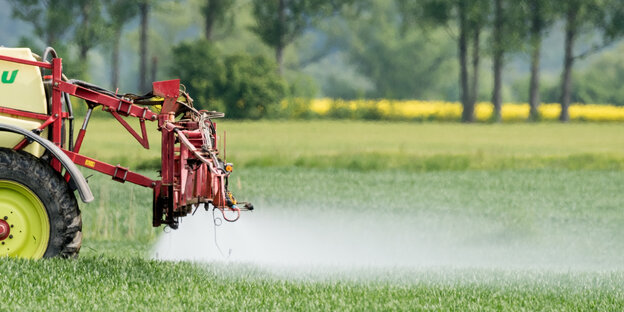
0;52;252;229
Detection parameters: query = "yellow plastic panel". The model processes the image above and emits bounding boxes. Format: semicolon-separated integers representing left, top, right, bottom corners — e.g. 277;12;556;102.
0;48;47;115
0;115;45;157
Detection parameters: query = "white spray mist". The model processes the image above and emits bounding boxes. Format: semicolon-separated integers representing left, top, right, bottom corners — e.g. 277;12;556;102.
152;204;623;271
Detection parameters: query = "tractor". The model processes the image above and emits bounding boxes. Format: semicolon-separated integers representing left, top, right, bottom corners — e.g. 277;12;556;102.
0;47;252;259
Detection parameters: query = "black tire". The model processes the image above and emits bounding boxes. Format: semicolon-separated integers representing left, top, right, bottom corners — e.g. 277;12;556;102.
0;148;82;258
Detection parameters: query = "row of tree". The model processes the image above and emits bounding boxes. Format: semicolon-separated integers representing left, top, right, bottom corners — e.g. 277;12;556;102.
210;0;624;122
398;0;624;122
8;0;624;122
8;0;352;89
10;0;150;90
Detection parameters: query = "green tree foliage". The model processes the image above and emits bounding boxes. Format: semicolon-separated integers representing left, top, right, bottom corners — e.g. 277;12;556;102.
103;0;140;89
555;0;623;121
73;0;107;79
489;0;527;122
74;0;106;61
201;0;234;40
250;0;351;74
138;0;153;92
6;0;624;119
574;44;624;106
399;0;490;122
8;0;103;79
329;0;457;99
222;54;287;119
9;0;77;78
171;40;226;111
519;0;557;121
170;40;286;119
251;0;307;74
9;0;78;47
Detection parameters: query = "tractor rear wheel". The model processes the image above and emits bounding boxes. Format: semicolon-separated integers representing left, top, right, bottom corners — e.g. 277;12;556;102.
0;148;82;259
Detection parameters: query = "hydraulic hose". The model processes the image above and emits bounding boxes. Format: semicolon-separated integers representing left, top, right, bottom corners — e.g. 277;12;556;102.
42;47;58;62
42;47;75;151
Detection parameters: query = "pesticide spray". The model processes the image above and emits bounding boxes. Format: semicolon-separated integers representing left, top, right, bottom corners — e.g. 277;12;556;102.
152;203;624;271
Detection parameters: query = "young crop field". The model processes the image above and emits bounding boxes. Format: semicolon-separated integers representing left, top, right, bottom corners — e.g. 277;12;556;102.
2;119;624;311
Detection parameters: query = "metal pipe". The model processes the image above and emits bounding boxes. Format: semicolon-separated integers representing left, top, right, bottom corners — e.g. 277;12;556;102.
72;107;93;153
173;127;221;176
81;107;93;130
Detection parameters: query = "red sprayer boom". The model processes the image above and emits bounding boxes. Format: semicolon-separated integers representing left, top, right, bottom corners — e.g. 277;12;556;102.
0;48;252;231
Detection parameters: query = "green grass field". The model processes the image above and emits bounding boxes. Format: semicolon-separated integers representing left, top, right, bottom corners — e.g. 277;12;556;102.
3;119;624;311
3;259;624;311
80;117;624;170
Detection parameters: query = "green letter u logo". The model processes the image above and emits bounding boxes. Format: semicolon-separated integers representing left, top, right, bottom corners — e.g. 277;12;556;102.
1;70;18;84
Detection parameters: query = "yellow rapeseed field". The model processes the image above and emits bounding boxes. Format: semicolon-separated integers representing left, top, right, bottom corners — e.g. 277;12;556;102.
302;99;624;122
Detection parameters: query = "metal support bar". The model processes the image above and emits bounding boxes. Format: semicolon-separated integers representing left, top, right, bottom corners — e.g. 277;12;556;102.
0;54;52;69
56;80;158;121
63;150;156;188
108;110;150;149
0;107;49;121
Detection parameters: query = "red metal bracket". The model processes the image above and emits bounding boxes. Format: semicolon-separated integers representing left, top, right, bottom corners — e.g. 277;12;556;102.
153;80;180;114
113;165;129;183
108;110;150;149
13;114;58;150
116;99;133;116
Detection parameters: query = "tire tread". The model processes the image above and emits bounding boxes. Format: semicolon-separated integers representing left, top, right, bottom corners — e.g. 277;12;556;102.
0;148;82;258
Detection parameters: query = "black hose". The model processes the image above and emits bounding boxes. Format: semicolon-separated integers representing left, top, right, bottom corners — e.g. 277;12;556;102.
42;47;58;62
67;79;121;99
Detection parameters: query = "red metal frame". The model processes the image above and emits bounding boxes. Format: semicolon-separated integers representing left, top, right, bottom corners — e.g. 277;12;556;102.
0;53;246;228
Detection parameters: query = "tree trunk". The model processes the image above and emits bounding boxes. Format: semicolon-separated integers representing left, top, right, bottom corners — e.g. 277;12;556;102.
205;20;214;41
79;46;89;63
111;28;121;89
276;45;284;75
204;0;215;40
46;30;55;48
459;1;472;123
528;36;541;121
276;0;286;75
559;6;577;122
491;0;503;122
470;27;480;120
492;55;502;122
78;2;90;63
139;1;149;93
151;56;158;84
528;1;542;121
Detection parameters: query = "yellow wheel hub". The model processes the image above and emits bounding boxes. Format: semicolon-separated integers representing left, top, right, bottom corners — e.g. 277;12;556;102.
0;180;49;259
